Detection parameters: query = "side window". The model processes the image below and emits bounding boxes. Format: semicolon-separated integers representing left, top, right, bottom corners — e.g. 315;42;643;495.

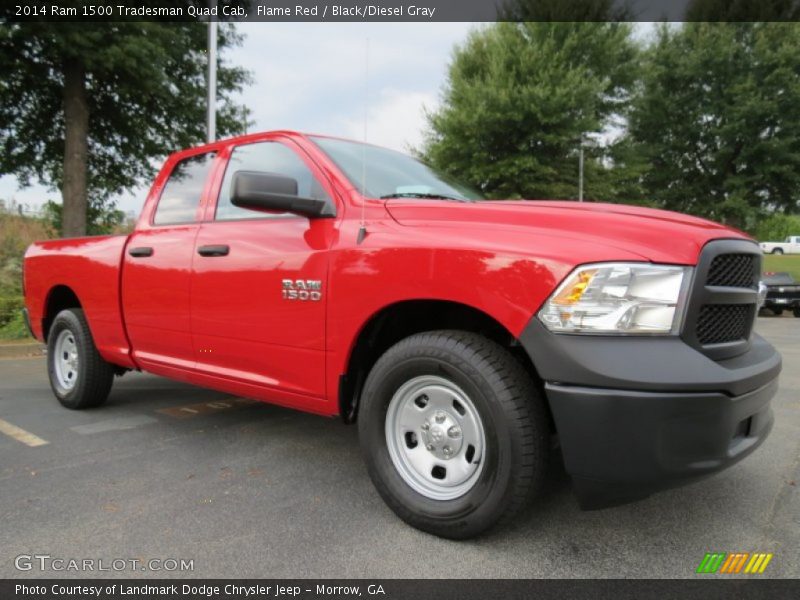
216;141;331;221
153;153;215;226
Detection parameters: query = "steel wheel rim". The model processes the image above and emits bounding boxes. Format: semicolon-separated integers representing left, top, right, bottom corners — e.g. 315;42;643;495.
385;375;486;500
54;329;79;391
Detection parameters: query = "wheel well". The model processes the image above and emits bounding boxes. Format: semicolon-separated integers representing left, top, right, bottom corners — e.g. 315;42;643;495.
339;300;545;424
43;285;81;341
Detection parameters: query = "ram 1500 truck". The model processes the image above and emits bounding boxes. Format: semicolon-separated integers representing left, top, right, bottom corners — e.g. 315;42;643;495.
23;131;782;539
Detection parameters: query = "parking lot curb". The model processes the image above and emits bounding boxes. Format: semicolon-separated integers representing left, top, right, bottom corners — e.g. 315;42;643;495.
0;342;45;358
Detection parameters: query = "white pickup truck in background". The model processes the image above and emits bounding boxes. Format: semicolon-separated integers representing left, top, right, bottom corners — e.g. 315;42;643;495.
760;236;800;255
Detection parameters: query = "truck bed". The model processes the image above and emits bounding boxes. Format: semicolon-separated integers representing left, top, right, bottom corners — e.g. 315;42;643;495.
24;234;135;369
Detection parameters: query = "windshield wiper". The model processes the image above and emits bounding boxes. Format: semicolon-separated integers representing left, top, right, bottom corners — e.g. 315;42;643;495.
379;193;469;202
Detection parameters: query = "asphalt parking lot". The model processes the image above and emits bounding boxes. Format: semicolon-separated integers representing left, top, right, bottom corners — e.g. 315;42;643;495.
1;317;798;579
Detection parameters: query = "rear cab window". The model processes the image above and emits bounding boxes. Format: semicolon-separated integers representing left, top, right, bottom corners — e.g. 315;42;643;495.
153;152;216;226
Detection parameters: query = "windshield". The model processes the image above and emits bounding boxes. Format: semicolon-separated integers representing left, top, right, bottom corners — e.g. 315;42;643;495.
311;136;482;201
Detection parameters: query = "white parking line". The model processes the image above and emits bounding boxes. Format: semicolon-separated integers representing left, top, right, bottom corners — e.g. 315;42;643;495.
70;415;158;435
0;418;49;447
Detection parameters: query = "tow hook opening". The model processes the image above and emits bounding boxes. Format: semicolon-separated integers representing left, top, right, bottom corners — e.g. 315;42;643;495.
733;416;753;440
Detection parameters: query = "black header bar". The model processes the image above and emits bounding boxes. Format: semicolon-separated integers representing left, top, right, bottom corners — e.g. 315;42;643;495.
2;579;799;600
3;0;800;23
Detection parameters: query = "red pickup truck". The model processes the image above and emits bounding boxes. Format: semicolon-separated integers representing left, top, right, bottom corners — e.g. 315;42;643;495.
23;131;781;538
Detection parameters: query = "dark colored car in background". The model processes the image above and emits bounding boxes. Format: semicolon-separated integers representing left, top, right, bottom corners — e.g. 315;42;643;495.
761;272;800;317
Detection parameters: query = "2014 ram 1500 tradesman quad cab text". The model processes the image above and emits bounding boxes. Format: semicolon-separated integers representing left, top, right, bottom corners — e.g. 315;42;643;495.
23;131;782;539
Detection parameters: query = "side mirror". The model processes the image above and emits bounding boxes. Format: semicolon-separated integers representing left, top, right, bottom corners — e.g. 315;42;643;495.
231;171;335;218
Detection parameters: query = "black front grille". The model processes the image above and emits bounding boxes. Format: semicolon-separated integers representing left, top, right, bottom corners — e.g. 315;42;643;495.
696;304;753;344
706;254;757;288
683;240;761;359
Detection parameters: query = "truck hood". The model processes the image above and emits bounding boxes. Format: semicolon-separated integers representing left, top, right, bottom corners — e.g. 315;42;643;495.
384;199;751;264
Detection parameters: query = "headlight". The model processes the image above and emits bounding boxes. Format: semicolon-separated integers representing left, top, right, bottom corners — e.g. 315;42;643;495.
538;263;691;334
757;281;768;308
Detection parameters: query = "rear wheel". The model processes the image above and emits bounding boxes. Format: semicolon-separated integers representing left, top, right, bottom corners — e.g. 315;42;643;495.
771;248;784;255
47;308;114;409
794;308;800;318
358;330;548;539
773;308;784;316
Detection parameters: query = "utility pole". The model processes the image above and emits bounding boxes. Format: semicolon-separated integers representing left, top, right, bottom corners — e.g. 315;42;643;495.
206;3;218;144
578;133;584;202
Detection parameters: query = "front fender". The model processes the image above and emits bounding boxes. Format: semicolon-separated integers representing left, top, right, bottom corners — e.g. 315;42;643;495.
323;220;575;408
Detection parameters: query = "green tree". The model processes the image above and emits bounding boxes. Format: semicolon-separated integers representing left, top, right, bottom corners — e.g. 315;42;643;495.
41;199;126;236
754;213;800;242
626;23;800;230
421;22;639;201
0;19;250;236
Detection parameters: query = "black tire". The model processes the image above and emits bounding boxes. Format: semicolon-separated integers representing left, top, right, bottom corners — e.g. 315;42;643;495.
47;308;114;409
358;330;548;539
773;308;784;316
794;308;800;318
771;248;784;255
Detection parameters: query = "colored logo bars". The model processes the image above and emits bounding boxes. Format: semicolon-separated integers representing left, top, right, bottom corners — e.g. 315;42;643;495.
696;552;773;574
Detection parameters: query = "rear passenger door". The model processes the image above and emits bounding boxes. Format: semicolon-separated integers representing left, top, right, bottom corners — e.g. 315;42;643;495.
190;140;337;403
121;151;216;372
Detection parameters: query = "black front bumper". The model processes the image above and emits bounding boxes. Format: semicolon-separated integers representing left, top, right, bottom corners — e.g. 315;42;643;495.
520;319;781;509
764;295;800;310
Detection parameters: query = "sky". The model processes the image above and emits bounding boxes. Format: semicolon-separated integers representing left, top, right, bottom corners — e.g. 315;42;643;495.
0;22;476;215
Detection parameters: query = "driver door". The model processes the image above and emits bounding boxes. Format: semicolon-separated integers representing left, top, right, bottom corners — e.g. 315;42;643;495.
190;139;338;405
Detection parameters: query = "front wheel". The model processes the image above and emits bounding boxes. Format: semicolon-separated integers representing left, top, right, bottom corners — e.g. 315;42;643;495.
773;308;784;316
794;308;800;318
47;308;115;409
358;331;548;539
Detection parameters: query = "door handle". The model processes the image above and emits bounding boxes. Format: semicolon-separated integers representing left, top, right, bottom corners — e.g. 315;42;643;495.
197;244;230;257
128;246;153;258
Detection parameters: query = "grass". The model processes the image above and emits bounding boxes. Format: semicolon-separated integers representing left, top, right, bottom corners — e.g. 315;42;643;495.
0;314;34;342
0;311;33;342
763;254;800;281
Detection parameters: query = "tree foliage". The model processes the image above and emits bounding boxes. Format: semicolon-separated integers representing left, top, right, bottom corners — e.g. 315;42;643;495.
0;20;250;235
41;199;126;236
422;20;800;233
421;22;638;201
0;210;53;339
753;213;800;242
626;23;800;229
